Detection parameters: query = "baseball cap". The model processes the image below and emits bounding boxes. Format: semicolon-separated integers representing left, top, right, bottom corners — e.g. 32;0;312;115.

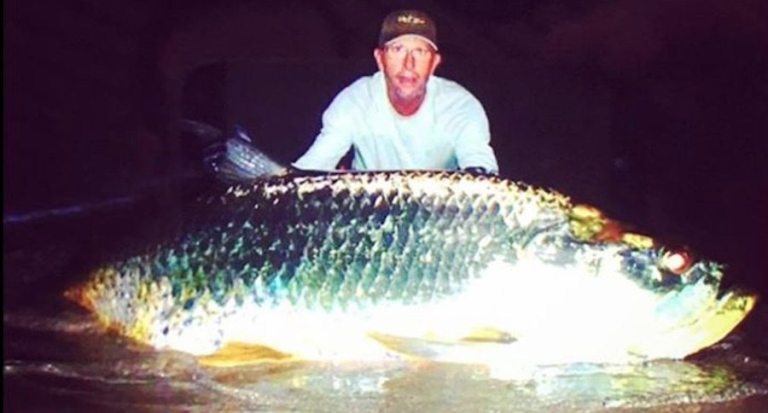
378;10;438;50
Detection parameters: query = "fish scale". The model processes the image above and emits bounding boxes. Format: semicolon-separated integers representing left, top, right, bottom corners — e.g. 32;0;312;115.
80;174;527;308
66;170;756;364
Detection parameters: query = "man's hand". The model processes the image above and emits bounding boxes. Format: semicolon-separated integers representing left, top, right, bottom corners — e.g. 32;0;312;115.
462;166;490;175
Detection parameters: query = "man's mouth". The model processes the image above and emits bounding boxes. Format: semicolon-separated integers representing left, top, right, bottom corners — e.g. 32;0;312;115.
396;75;419;86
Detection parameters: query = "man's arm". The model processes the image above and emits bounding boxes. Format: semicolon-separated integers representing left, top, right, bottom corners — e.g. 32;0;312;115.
454;99;499;174
293;94;355;171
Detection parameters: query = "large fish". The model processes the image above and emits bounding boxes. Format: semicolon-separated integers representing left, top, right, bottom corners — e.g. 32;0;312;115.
66;132;756;369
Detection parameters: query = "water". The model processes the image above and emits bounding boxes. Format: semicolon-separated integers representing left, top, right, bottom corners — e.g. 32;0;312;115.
4;299;768;412
4;197;768;412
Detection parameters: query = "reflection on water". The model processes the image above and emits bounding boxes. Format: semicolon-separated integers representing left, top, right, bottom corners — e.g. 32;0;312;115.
4;297;768;412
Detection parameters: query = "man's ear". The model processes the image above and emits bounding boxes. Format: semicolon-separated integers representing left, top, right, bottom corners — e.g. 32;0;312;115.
374;48;385;72
430;53;442;75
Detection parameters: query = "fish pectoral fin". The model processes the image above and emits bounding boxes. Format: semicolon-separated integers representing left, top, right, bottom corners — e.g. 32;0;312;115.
368;332;441;359
460;327;517;344
197;341;295;367
368;328;518;360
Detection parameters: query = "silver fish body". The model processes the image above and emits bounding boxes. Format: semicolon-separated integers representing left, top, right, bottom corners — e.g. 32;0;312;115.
67;170;756;367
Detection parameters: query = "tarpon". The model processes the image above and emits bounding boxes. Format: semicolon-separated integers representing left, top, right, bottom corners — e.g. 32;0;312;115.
65;132;757;369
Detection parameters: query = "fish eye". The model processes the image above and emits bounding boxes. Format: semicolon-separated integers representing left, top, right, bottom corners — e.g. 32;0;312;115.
660;249;692;275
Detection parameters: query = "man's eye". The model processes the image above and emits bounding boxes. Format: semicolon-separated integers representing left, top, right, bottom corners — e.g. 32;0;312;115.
413;48;427;57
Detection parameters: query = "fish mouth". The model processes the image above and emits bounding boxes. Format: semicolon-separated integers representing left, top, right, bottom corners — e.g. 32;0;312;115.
683;289;757;355
633;288;758;360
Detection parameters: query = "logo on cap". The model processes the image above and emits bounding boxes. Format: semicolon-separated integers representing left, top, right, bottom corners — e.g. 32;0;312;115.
397;14;426;25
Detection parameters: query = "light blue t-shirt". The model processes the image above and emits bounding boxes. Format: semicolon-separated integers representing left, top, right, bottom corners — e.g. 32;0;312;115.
294;71;499;173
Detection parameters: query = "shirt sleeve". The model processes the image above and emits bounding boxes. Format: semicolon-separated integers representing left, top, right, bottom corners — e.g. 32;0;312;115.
293;91;355;171
453;98;500;174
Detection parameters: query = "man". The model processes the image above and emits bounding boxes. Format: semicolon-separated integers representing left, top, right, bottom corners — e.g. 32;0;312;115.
294;9;499;174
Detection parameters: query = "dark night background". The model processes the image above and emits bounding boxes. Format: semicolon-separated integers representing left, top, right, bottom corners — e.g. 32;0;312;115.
4;0;768;297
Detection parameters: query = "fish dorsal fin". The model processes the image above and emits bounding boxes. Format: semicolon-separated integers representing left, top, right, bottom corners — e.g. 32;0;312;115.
209;125;288;183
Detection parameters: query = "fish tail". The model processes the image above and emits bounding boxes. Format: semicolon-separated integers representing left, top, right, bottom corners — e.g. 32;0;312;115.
209;125;288;182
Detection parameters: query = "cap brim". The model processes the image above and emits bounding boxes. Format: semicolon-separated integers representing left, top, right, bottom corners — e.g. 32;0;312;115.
385;34;438;51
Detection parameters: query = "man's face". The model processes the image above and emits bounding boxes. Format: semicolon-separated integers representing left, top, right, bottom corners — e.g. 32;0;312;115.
374;35;441;103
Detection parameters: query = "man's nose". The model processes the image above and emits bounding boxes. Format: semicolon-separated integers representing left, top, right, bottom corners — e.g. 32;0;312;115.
404;50;416;69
